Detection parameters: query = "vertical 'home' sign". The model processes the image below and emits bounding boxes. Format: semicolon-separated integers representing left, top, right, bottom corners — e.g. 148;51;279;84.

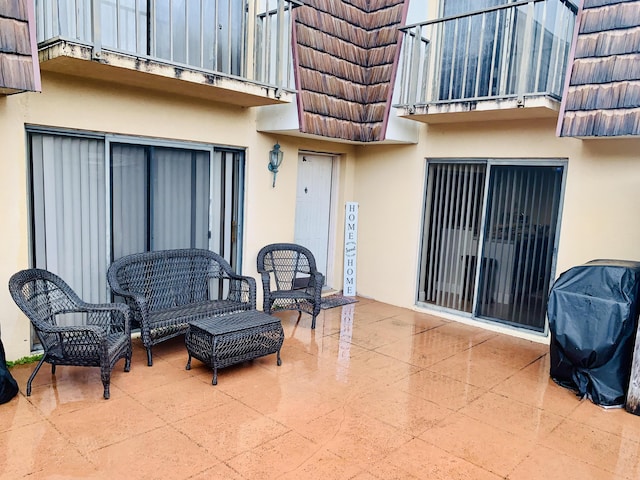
343;202;358;297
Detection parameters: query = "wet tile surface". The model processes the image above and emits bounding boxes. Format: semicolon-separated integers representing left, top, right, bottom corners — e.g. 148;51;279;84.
3;298;640;479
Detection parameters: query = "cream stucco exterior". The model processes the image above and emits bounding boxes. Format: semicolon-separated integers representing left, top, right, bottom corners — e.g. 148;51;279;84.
353;118;640;340
2;68;640;360
0;71;359;360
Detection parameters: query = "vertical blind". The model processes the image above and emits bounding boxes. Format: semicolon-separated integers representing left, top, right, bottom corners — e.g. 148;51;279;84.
111;144;211;260
31;134;108;304
420;163;486;313
479;165;562;330
420;161;563;331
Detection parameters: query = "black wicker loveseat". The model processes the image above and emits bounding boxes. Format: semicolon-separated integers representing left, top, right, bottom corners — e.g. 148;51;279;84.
107;248;256;366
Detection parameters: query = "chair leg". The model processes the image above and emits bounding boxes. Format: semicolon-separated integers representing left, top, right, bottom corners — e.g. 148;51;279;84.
146;347;153;366
102;380;110;400
124;341;132;372
311;303;320;329
101;369;111;400
26;356;47;397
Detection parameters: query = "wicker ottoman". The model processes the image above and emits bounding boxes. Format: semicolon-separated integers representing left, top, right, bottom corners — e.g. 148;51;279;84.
185;310;284;385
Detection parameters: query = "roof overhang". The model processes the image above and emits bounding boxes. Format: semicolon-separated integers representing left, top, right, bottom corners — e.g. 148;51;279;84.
257;98;419;145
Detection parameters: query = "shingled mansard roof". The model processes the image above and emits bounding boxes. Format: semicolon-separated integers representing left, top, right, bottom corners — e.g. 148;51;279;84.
558;0;640;137
294;0;408;142
0;0;41;95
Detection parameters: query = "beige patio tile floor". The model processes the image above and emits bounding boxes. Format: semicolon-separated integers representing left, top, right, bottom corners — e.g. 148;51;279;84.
2;298;640;479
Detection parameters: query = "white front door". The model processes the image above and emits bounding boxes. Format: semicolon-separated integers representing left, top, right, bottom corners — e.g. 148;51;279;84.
294;154;333;285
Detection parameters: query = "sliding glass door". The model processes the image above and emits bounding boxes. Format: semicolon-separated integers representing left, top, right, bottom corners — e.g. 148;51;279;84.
111;144;211;259
29;131;244;304
418;161;564;331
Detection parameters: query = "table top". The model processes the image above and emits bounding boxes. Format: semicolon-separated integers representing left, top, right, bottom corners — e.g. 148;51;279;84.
189;310;281;335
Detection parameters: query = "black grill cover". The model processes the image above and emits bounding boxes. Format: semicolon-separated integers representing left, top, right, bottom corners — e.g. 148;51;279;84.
0;337;18;404
548;259;640;407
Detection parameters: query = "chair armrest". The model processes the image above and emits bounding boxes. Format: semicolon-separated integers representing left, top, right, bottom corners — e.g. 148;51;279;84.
103;288;148;316
107;270;149;313
37;323;108;342
226;273;257;309
310;271;324;287
307;272;324;299
49;304;131;337
84;303;131;337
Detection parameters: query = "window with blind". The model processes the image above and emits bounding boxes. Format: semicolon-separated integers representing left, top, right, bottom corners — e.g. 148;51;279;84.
28;131;244;306
418;161;564;332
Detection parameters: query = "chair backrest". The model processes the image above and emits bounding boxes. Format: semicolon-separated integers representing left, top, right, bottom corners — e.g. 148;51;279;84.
8;269;82;329
107;248;236;312
257;243;318;291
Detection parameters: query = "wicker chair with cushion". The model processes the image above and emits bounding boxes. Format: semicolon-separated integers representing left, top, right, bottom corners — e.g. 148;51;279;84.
257;243;324;329
107;248;256;366
8;269;131;399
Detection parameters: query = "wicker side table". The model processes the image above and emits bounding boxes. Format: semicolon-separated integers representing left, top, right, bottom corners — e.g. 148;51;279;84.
185;311;284;385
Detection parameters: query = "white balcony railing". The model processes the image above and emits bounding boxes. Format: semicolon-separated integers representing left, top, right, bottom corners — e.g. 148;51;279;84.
396;0;577;109
35;0;299;92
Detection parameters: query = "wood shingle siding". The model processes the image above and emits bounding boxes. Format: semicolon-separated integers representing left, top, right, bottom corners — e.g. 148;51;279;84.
558;0;640;137
0;0;40;95
583;0;636;8
571;55;640;84
298;69;370;103
562;108;640;136
294;0;408;142
0;1;27;20
0;18;31;55
296;24;370;65
575;27;640;57
566;82;640;110
304;112;383;140
580;3;640;33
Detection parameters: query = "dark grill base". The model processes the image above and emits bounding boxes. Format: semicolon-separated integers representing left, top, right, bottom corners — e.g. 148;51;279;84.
185;310;284;385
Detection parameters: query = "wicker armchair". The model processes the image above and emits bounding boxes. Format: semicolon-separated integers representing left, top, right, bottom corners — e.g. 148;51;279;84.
257;243;324;329
8;269;131;399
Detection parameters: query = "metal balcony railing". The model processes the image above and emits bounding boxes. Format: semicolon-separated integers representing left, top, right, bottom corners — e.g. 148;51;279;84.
35;0;300;92
396;0;577;109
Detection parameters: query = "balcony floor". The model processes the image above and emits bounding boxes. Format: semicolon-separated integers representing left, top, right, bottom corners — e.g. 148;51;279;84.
3;298;640;479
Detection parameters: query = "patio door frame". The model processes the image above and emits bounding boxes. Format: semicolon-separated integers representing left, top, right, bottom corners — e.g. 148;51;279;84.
416;157;567;335
27;127;245;305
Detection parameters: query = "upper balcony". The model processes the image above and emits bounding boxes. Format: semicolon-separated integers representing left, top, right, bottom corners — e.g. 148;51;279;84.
35;0;299;107
395;0;578;124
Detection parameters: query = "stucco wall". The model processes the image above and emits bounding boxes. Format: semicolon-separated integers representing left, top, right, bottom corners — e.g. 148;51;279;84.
0;72;357;360
0;94;32;359
353;117;640;329
3;71;639;359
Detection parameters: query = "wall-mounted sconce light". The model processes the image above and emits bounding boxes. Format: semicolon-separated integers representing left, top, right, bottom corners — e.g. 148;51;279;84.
268;142;284;188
